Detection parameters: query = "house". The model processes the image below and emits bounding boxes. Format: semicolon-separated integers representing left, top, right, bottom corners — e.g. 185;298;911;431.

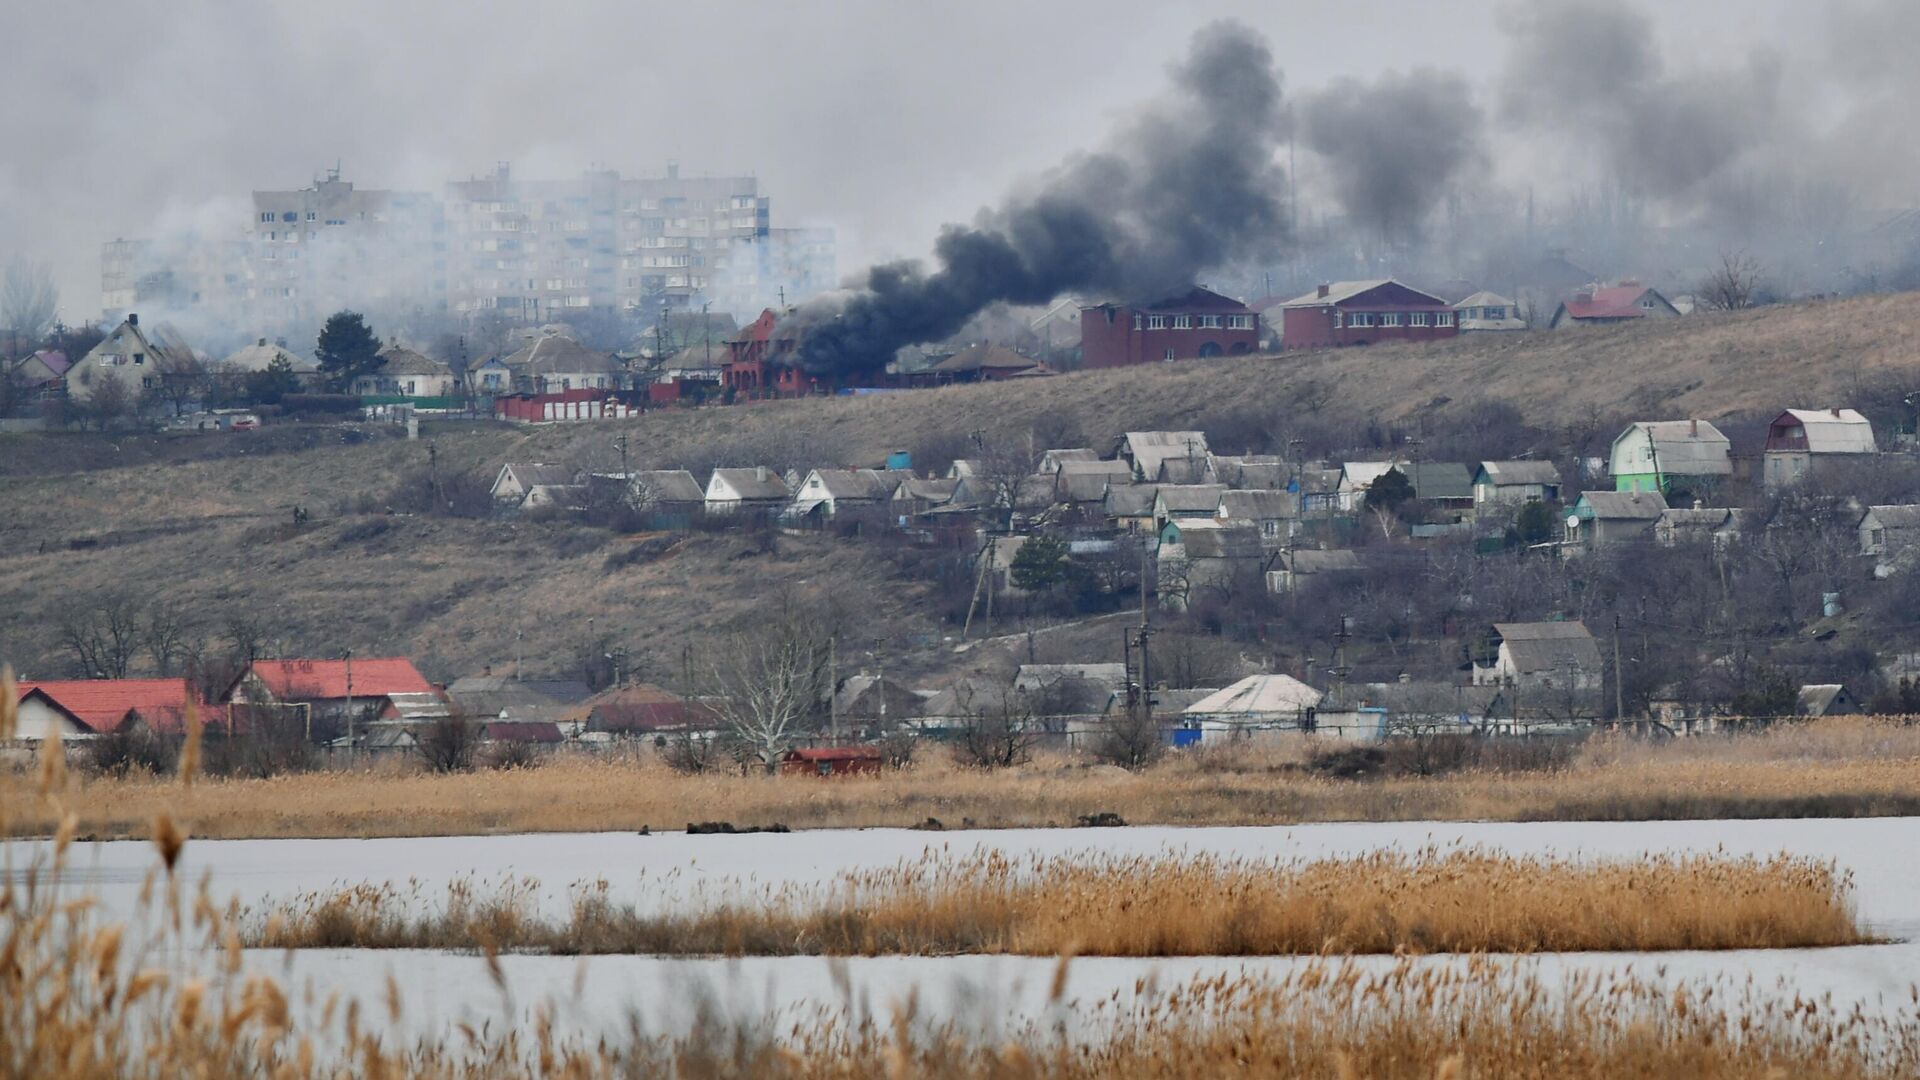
1400;463;1476;516
500;334;627;394
1104;484;1160;533
1453;291;1527;332
924;343;1042;382
789;468;902;519
490;463;579;504
831;675;922;732
1266;548;1367;592
481;720;565;746
1217;489;1297;543
1079;286;1259;368
65;313;194;402
1608;420;1732;493
565;683;708;737
353;343;456;399
1114;431;1212;482
704;467;791;515
1297;467;1342;514
220;338;319;378
1052;470;1119;513
915;677;1021;731
1158;518;1267;609
1212;455;1288;490
1860;504;1920;561
1655;508;1742;547
1276;280;1458;349
1152;484;1229;529
1472;461;1562;506
623;470;706;512
722;309;831;398
1470;622;1604;695
1182;675;1324;734
1037;448;1101;473
227;658;434;733
1548;282;1681;328
1015;664;1130;728
1052;459;1132;488
443;675;593;719
1357;681;1501;733
1571;490;1668;545
519;484;588;512
1335;461;1401;512
12;679;203;740
891;476;961;517
1797;684;1863;718
11;349;70;390
466;356;514;395
781;746;884;776
1763;409;1876;488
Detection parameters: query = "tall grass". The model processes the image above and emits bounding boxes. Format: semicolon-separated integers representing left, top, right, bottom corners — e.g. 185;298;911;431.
9;718;1920;839
243;847;1872;957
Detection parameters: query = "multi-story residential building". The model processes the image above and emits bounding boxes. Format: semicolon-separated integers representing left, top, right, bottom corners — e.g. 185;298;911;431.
445;163;770;321
249;168;446;326
1079;287;1260;369
710;226;837;316
99;237;249;323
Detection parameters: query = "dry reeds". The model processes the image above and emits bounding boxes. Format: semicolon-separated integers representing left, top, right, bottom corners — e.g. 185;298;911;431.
244;847;1871;957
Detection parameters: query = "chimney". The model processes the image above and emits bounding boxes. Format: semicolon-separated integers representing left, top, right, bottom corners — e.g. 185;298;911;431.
1831;407;1842;418
666;161;680;180
258;338;267;347
1573;288;1593;304
1397;671;1411;684
127;312;138;327
1316;283;1330;299
1689;418;1699;437
756;465;769;481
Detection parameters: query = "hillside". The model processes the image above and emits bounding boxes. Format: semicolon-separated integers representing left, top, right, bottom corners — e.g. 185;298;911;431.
5;291;1920;687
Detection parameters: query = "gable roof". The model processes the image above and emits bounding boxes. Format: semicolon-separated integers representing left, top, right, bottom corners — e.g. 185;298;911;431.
1176;521;1266;560
1057;471;1115;503
1797;684;1855;717
79;317;192;375
1557;285;1673;321
628;470;706;504
375;343;450;377
1770;409;1877;454
223;339;318;373
1104;484;1159;517
930;344;1038;374
571;683;707;733
1155;484;1229;514
1476;461;1562;487
1864;505;1920;530
1277;279;1451;309
1614;421;1732;474
1402;462;1474;501
502;334;624;375
802;468;897;501
18;679;201;735
708;467;790;501
1492;622;1603;675
1118;286;1250;314
1185;674;1323;719
497;463;578;491
1117;431;1211;479
1454;290;1517;309
445;676;593;717
1576;490;1669;520
1218;489;1297;520
240;658;433;701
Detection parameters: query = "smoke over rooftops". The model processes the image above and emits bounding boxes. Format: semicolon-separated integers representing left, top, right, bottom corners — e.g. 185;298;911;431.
786;20;1291;376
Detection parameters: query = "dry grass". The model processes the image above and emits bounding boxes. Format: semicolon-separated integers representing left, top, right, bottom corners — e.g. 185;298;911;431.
244;846;1871;956
9;718;1920;840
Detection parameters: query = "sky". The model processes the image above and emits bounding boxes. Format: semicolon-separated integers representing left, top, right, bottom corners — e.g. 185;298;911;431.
0;0;1871;321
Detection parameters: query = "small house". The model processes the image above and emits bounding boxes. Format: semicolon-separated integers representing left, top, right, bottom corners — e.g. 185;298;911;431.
1114;431;1211;483
1217;489;1298;542
491;463;579;504
1453;291;1527;332
704;467;791;515
1152;484;1229;529
1763;409;1876;488
1470;622;1604;695
1548;283;1681;329
1267;548;1367;593
356;344;455;399
227;658;434;732
1655;507;1742;547
1037;448;1100;473
624;470;706;512
1103;484;1161;533
566;683;708;737
924;343;1041;382
65;314;194;402
1797;684;1863;718
1572;490;1668;545
1276;280;1458;349
1859;505;1920;571
1182;674;1324;735
501;334;628;393
13;679;204;741
1473;461;1562;506
221;338;319;378
789;468;900;519
1608;420;1730;493
1158;518;1267;610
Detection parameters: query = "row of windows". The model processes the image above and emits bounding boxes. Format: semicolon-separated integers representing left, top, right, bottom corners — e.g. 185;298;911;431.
1132;313;1255;331
1342;310;1455;329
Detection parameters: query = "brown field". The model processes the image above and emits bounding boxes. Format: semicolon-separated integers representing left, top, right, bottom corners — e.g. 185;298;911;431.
9;718;1920;840
246;847;1870;956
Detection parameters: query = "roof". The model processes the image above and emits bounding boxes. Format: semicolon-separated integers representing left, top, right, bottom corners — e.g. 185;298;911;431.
1277;279;1450;309
499;463;578;490
1771;409;1877;454
895;476;960;502
1218;490;1297;520
1477;461;1561;487
1015;664;1128;715
444;676;593;718
1216;459;1289;490
1057;472;1115;503
1614;421;1732;475
1185;675;1324;719
931;344;1039;374
709;467;790;501
1576;490;1669;521
1358;681;1501;718
1492;622;1603;675
1104;484;1159;517
572;683;706;734
1658;507;1740;532
917;677;1018;720
17;679;200;735
1340;461;1400;490
81;317;193;375
1284;549;1366;574
629;470;706;504
802;468;896;502
1156;456;1216;485
382;691;451;722
1056;459;1133;478
1176;522;1266;560
482;720;564;744
832;675;923;721
1454;290;1517;309
1797;684;1853;717
1155;484;1229;514
1108;285;1250;314
502;334;624;375
1118;431;1211;479
1403;462;1473;501
1040;448;1100;469
222;339;318;373
1864;505;1920;530
375;343;450;377
241;658;433;701
19;350;70;377
1557;285;1668;321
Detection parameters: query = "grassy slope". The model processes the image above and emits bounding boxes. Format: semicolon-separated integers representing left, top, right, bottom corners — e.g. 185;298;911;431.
4;292;1919;681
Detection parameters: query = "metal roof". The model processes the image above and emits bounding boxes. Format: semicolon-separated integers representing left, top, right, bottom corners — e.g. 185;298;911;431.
1155;484;1229;513
1613;421;1732;475
1864;505;1920;530
1577;490;1669;520
1773;409;1877;454
1276;279;1450;309
1477;461;1562;486
1185;674;1324;719
708;467;790;501
1492;622;1603;675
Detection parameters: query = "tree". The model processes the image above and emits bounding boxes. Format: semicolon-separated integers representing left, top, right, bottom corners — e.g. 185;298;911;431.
707;616;830;773
1512;500;1556;546
151;355;209;417
1;257;59;349
1366;468;1415;514
245;354;302;405
82;371;138;430
1009;535;1071;593
418;716;482;773
315;311;383;393
59;593;145;678
950;683;1040;768
1697;250;1764;312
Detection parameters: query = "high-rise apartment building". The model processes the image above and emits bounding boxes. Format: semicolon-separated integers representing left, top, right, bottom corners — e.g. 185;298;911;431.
248;169;446;325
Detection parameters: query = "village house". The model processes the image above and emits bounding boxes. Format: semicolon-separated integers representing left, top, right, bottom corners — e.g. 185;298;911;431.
227;657;435;736
1357;680;1502;733
831;674;922;734
1037;448;1101;473
1152;484;1229;530
788;468;907;520
1114;431;1212;482
1212;454;1288;490
443;675;592;720
1858;505;1920;574
65;313;195;402
704;466;791;515
1400;462;1476;518
622;470;706;513
465;356;514;395
220;338;320;380
11;678;203;741
500;334;628;393
1157;518;1267;610
1472;461;1562;506
1453;291;1527;332
1335;461;1400;512
1798;684;1864;718
1103;484;1160;533
11;349;70;394
1079;286;1259;368
1275;280;1457;349
1266;547;1367;593
1470;622;1604;696
890;476;961;518
721;309;832;398
1609;420;1732;493
1548;282;1682;328
1572;490;1669;545
922;343;1044;382
1763;408;1876;488
1217;489;1297;543
565;683;708;738
1182;674;1324;737
1655;507;1743;547
354;343;456;399
490;463;579;504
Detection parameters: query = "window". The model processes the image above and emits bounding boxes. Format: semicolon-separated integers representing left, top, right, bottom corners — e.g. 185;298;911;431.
306;211;316;222
1132;314;1143;330
282;212;296;222
1228;314;1252;329
1347;312;1374;328
1435;311;1455;327
1147;315;1166;329
1639;298;1655;310
1173;314;1191;329
1163;347;1176;361
1410;312;1430;327
1200;314;1222;328
133;353;145;365
1380;312;1403;327
259;212;274;223
1485;305;1506;320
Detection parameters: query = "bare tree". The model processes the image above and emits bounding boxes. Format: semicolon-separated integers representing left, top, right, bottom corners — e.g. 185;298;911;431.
59;593;145;678
0;257;58;346
81;371;139;430
950;683;1041;768
418;716;482;773
706;615;830;773
1697;250;1764;312
151;355;210;417
142;606;192;677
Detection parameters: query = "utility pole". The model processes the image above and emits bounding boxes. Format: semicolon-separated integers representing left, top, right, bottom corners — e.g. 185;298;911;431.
614;431;630;486
343;649;354;769
1137;535;1154;735
1613;613;1626;724
702;300;712;370
828;635;839;743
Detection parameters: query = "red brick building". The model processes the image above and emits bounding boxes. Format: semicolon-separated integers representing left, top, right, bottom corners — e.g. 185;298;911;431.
1276;279;1457;349
1079;287;1260;369
721;309;829;397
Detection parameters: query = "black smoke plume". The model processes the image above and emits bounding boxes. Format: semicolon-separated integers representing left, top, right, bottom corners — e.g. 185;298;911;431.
1298;69;1483;243
788;20;1290;375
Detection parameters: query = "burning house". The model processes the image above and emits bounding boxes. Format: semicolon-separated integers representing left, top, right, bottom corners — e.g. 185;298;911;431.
1079;287;1259;369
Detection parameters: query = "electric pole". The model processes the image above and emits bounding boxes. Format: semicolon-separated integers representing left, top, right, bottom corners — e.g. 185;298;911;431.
1613;613;1626;725
343;649;354;769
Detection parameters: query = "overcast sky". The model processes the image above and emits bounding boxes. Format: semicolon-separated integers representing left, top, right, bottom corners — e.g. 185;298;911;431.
0;0;1857;319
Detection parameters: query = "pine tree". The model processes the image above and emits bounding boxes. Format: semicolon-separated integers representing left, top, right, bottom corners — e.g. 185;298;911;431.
315;311;383;394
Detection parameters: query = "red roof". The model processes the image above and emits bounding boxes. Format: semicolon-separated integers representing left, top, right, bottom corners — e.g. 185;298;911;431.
240;658;433;701
18;679;201;735
785;746;884;762
1560;286;1655;320
483;720;564;744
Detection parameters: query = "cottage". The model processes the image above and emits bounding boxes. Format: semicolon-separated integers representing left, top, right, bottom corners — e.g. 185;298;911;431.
1572;490;1669;545
221;338;319;378
1655;507;1743;547
1400;463;1476;516
65;314;194;402
11;349;70;391
12;679;203;741
1103;484;1160;533
1212;455;1289;490
500;334;628;394
925;343;1042;382
227;658;434;733
1266;548;1367;592
1152;484;1229;529
1472;461;1562;506
566;683;708;737
1859;504;1920;575
1548;283;1681;328
1797;684;1863;718
444;675;592;719
789;468;901;519
1183;675;1324;734
1217;489;1297;542
1114;431;1212;483
704;467;791;515
1608;420;1731;493
621;470;705;512
1037;448;1101;473
1051;470;1115;513
1335;462;1400;512
891;476;961;518
831;675;922;732
1079;286;1259;368
490;463;579;504
466;356;514;395
1470;622;1604;695
356;343;456;399
1157;518;1267;610
1358;681;1501;733
1762;409;1876;488
1276;280;1458;349
1453;291;1527;332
